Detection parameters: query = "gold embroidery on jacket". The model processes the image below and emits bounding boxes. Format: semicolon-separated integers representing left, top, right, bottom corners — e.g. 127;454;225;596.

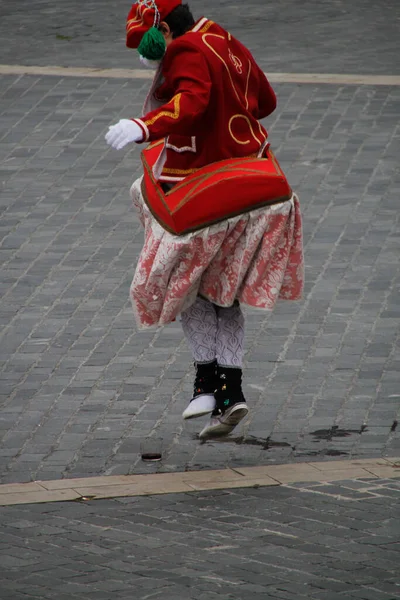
202;33;241;103
144;94;182;126
162;167;198;175
228;114;263;145
257;119;266;139
244;60;252;110
200;20;214;33
229;49;243;74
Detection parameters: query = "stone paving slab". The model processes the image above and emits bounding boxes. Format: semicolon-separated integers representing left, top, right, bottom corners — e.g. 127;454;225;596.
0;457;398;506
2;65;400;86
0;475;399;600
0;0;399;75
0;71;400;483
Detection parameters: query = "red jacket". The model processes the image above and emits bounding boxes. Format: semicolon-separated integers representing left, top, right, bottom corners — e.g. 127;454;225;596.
133;17;277;183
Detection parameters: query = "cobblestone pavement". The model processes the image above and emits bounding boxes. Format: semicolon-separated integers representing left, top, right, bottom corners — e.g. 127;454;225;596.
1;3;400;600
0;477;399;600
1;72;399;483
1;0;400;74
1;0;400;485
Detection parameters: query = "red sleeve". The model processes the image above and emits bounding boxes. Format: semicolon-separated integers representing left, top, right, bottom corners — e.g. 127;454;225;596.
256;65;277;119
133;42;212;142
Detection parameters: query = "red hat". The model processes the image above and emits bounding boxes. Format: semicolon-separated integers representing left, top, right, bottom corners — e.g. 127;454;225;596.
126;0;182;49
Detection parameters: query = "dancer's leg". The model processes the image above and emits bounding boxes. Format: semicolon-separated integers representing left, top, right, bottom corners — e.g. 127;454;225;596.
216;301;245;368
200;302;248;438
180;296;218;419
180;296;218;364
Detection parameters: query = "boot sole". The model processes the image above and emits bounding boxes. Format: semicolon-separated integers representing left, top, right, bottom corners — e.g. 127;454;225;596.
199;404;249;438
222;403;249;427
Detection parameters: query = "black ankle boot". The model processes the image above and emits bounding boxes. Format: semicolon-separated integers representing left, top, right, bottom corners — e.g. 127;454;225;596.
199;365;248;438
182;360;217;420
214;365;246;415
193;360;218;398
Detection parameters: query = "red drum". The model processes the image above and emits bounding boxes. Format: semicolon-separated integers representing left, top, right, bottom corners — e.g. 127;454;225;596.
141;140;292;235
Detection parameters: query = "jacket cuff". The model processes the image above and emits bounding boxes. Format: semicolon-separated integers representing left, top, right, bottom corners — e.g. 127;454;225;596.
132;118;149;143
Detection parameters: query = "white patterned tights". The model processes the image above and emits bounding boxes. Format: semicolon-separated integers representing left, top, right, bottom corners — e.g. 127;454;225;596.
180;296;244;367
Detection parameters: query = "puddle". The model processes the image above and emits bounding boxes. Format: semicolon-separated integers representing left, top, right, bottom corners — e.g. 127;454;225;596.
198;434;292;450
236;436;292;449
310;425;367;441
294;449;348;457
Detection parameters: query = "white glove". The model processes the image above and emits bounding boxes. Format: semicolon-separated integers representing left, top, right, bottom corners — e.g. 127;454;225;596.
105;119;143;150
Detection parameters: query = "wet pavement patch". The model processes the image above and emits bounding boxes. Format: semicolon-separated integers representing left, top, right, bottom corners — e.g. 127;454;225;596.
310;425;367;440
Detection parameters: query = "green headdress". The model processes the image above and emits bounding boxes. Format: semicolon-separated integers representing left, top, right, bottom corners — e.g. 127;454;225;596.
137;0;166;61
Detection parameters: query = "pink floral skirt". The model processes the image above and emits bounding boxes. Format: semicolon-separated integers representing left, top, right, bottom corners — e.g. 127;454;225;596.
130;177;304;329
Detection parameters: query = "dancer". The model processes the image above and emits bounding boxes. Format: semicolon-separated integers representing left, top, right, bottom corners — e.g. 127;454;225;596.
106;1;304;438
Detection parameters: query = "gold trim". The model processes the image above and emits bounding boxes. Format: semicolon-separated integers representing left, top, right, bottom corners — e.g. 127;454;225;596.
244;60;251;110
144;94;182;126
200;20;214;33
179;194;292;235
257;120;266;140
141;153;171;216
141;172;291;235
228;49;243;74
201;35;265;147
202;33;241;103
173;171;289;214
170;155;268;194
140;148;290;235
173;164;285;212
162;167;198;175
146;139;164;151
141;178;177;235
126;6;149;33
228;114;263;145
268;150;284;177
170;158;255;193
